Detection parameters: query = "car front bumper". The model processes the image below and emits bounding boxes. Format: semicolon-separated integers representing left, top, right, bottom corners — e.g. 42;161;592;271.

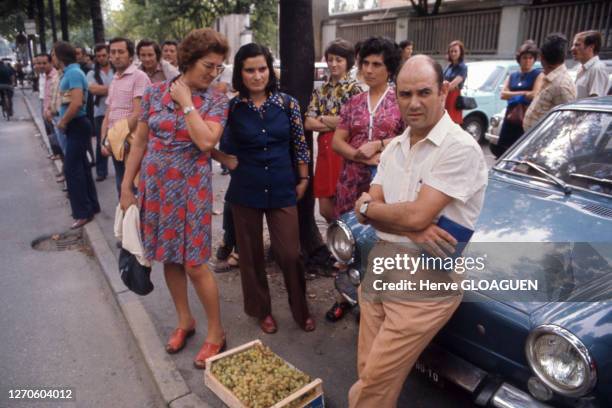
418;343;551;407
485;132;499;145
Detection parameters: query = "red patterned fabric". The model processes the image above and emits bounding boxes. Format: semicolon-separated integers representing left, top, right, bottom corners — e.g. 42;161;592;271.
138;80;228;266
334;88;404;218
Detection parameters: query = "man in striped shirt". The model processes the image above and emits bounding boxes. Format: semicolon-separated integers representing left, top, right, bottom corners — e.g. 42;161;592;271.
101;37;151;196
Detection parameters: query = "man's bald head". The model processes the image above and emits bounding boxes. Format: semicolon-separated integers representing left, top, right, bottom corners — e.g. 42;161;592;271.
397;55;444;90
395;54;448;139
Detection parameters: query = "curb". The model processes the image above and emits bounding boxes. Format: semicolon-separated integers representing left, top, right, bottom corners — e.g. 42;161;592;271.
21;91;211;408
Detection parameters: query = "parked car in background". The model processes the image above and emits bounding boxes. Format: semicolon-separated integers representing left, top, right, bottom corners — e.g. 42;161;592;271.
314;61;330;89
273;60;330;90
485;108;504;145
462;60;541;142
327;97;612;407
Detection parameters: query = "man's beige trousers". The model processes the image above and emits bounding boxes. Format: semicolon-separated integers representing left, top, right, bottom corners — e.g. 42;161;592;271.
348;290;463;407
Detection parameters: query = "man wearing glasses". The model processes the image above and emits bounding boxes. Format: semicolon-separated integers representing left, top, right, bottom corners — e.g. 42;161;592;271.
101;37;151;196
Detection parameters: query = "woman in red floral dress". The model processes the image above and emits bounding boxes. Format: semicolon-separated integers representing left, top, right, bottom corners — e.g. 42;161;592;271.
120;28;229;369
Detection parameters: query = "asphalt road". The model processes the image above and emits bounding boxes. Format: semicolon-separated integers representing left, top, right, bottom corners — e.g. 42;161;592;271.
0;92;164;408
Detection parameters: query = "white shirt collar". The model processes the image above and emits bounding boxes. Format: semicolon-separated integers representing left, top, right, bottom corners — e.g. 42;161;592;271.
398;111;453;156
582;55;600;71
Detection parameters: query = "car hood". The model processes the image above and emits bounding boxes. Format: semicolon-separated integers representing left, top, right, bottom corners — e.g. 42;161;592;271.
463;88;493;98
466;172;612;314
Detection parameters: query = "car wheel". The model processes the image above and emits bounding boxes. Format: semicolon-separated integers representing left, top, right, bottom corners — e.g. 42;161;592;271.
463;115;485;143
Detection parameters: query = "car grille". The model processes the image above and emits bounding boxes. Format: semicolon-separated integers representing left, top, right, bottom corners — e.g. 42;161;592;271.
582;203;612;219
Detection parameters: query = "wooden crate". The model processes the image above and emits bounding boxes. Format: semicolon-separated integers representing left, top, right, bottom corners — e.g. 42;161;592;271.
204;339;325;408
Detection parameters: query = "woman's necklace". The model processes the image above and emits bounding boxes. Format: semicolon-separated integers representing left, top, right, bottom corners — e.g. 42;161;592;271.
367;84;390;141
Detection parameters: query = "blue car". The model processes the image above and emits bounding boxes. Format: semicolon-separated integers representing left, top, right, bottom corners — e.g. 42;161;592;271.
327;97;612;407
462;60;541;143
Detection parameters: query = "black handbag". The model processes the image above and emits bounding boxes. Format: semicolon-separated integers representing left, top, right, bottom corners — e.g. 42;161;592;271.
455;95;477;110
118;248;154;296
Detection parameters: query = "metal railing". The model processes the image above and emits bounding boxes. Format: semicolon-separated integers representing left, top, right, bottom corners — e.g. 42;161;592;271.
408;9;501;55
522;1;612;58
336;20;397;44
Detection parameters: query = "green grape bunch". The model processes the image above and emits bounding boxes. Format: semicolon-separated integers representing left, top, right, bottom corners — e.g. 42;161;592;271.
211;344;312;408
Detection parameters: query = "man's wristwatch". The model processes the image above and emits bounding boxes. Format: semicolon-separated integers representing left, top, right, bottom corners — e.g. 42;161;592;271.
359;200;370;217
183;105;195;116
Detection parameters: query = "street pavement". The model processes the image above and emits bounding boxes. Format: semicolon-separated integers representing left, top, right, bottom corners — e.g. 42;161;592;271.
0;93;164;407
13;88;480;407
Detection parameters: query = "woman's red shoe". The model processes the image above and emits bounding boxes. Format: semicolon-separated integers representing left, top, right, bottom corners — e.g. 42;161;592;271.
193;338;226;369
165;320;196;354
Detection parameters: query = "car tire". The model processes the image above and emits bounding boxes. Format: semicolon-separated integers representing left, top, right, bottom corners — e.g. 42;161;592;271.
463;115;486;143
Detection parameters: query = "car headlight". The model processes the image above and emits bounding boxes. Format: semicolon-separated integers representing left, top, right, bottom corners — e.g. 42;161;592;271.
347;268;361;285
490;115;501;127
326;220;355;264
525;324;597;397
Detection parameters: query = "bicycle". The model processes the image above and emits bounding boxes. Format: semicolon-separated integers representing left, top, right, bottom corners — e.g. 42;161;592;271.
0;84;14;121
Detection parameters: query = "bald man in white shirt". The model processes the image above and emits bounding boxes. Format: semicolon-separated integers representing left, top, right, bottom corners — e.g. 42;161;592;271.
348;55;488;408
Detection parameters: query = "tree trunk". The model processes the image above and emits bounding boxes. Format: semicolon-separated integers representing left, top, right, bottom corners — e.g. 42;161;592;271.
36;0;46;53
279;0;325;257
60;0;68;41
48;0;57;43
27;0;35;19
90;0;106;44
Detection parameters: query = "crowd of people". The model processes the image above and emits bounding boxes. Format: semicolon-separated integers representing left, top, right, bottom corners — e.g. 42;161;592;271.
22;26;610;407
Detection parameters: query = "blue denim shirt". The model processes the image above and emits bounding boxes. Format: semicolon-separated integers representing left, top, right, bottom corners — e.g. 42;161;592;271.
224;93;310;209
443;62;468;89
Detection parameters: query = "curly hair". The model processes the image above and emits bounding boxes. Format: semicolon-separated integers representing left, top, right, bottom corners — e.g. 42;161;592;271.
358;36;402;79
178;28;229;74
540;33;568;66
515;40;539;63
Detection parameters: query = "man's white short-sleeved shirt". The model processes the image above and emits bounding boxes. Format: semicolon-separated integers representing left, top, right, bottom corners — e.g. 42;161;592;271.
371;112;488;243
575;55;610;99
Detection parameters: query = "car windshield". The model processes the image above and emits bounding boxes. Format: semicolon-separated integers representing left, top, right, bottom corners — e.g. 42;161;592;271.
497;110;612;197
465;62;505;92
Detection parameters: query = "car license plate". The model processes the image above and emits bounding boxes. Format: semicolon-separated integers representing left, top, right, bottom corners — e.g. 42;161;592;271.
414;360;444;386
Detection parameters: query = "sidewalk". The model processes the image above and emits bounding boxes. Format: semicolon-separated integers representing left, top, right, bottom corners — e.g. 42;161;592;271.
1;91;164;408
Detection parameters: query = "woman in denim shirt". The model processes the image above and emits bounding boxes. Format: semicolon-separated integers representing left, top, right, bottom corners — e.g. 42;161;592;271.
217;43;315;334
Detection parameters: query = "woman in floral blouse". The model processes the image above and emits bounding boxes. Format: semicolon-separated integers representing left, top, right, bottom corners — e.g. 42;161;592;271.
305;39;363;222
332;36;404;218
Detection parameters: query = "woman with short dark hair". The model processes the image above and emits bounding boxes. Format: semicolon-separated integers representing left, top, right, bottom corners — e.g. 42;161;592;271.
332;36;403;219
216;42;315;335
120;28;230;369
54;41;100;229
444;40;468;124
492;41;544;158
305;39;363;223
